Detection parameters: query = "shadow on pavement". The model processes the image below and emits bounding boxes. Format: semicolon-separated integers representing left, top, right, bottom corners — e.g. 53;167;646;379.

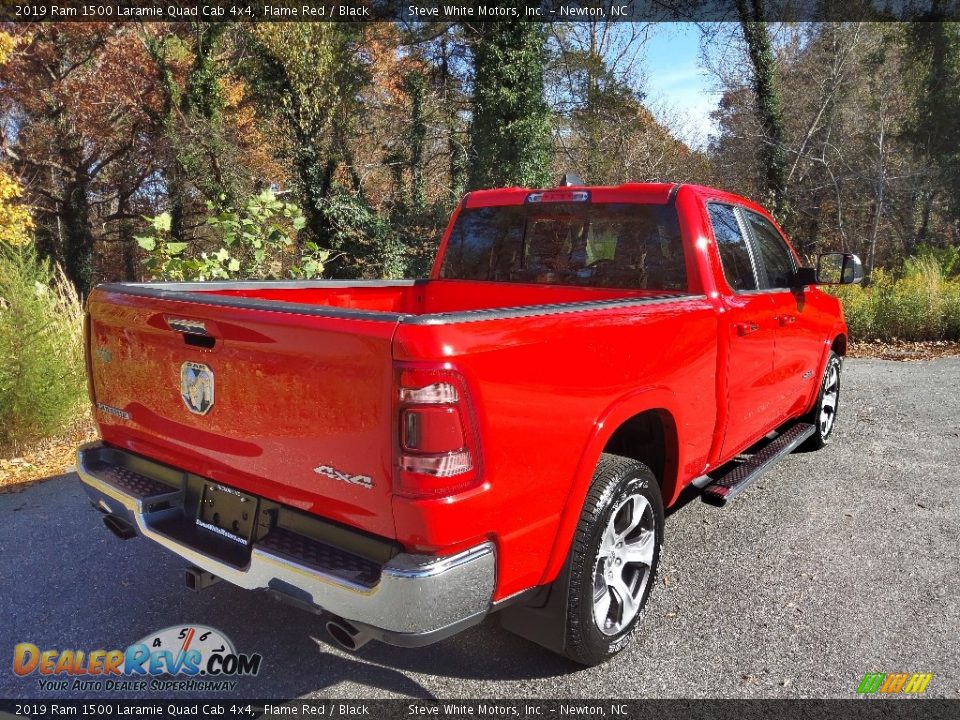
0;474;577;700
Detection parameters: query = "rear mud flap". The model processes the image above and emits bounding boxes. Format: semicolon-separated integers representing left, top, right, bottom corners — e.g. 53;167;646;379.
498;558;572;655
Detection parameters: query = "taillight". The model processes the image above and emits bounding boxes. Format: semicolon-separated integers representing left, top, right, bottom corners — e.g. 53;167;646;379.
396;364;481;498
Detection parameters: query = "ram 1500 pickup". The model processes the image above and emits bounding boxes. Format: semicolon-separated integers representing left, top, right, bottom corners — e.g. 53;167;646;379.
77;181;863;665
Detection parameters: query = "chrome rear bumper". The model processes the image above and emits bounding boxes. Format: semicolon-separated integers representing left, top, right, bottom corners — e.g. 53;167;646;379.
76;441;495;646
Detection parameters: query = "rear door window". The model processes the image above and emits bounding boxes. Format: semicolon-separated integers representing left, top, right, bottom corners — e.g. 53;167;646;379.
708;203;757;292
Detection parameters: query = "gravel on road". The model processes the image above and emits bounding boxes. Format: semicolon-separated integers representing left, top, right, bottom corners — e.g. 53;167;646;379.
1;358;957;700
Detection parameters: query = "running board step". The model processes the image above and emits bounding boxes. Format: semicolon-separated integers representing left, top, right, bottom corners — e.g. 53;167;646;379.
702;423;815;506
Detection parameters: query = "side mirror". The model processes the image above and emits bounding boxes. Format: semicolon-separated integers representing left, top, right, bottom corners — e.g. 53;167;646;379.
793;253;865;286
816;252;864;285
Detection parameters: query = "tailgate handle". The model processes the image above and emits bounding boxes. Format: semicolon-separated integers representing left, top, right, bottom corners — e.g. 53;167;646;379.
183;334;216;349
168;317;217;349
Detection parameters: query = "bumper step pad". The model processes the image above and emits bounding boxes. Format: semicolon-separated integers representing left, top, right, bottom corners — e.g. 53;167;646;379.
258;527;382;588
703;422;815;506
85;461;174;500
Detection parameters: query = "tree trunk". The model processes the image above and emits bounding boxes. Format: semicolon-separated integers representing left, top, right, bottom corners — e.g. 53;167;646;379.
866;121;887;275
407;70;427;214
117;191;137;281
736;0;789;217
60;176;96;297
166;163;187;242
438;33;467;203
914;191;936;253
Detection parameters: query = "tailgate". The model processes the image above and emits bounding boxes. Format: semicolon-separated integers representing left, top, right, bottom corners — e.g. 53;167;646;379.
86;287;400;539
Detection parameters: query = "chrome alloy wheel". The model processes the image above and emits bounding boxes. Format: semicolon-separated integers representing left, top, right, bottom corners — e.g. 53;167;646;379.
592;493;656;635
820;361;840;437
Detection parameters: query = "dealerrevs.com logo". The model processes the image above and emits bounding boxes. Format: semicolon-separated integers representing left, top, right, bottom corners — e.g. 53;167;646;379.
13;625;262;692
856;672;933;695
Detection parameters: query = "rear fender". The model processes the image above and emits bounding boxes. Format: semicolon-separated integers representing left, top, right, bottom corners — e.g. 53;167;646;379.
538;386;683;586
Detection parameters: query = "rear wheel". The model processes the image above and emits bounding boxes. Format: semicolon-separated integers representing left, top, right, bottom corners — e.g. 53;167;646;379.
562;453;663;666
802;351;842;450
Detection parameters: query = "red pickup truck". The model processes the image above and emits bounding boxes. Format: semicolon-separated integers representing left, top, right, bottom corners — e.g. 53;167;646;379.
77;182;862;665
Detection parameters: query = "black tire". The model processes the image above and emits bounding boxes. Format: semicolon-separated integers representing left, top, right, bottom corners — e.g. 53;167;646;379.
801;351;842;450
562;453;664;666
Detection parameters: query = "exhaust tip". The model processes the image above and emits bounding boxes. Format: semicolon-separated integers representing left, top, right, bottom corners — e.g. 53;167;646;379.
325;619;371;652
325;621;357;650
103;514;136;540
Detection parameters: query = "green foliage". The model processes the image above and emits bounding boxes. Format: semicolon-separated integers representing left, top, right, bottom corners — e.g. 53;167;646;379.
391;202;452;279
905;20;960;219
0;243;86;451
246;24;370;249
829;257;960;341
137;190;325;281
467;19;552;190
914;243;960;277
249;25;367;142
318;188;407;279
149;24;239;221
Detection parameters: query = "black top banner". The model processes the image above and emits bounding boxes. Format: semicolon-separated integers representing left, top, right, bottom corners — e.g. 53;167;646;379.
1;0;959;23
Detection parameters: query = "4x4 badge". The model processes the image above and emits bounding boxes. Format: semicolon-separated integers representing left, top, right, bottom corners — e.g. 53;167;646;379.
313;464;373;489
181;361;214;415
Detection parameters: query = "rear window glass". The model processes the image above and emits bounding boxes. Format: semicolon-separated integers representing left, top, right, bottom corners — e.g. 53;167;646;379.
440;202;687;291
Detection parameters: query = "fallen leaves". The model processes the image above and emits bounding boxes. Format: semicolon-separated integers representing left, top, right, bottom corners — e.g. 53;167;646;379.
848;340;960;361
0;420;97;492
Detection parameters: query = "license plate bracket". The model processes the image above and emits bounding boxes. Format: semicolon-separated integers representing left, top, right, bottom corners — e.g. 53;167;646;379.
196;482;259;545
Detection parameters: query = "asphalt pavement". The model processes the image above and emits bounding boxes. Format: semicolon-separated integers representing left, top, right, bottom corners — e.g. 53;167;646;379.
1;358;957;700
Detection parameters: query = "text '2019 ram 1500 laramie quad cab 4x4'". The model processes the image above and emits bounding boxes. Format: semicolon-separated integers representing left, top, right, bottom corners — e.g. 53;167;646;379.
77;181;863;665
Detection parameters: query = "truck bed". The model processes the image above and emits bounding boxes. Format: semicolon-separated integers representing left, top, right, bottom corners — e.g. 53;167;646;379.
86;278;697;548
101;279;687;322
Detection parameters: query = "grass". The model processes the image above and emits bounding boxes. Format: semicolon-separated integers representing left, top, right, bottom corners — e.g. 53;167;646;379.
0;242;88;454
829;257;960;342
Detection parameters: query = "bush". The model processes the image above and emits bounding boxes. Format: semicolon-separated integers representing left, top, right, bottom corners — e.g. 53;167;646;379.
829;257;960;342
318;188;407;279
831;277;877;340
915;243;960;278
0;243;87;451
0;167;33;247
943;279;960;340
137;190;327;281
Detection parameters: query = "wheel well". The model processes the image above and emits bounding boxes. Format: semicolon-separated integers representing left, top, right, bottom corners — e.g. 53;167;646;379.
602;409;678;491
832;334;848;356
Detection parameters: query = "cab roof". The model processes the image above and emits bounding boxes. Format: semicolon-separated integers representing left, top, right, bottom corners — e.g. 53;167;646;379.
463;182;678;208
